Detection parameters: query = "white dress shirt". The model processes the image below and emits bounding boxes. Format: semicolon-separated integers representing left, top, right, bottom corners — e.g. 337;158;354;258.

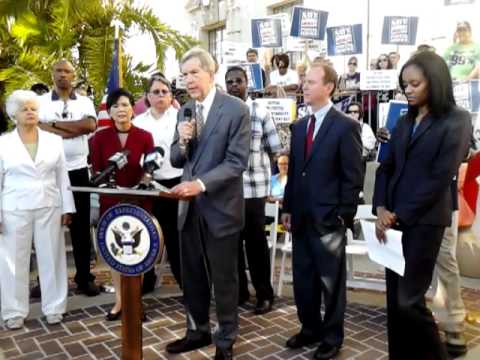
133;106;183;180
38;91;97;171
196;86;217;124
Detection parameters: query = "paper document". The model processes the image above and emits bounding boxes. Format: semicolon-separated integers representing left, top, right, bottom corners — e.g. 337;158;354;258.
360;220;405;276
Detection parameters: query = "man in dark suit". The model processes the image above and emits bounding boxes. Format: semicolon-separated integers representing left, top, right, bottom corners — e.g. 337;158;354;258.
167;48;251;360
282;62;363;360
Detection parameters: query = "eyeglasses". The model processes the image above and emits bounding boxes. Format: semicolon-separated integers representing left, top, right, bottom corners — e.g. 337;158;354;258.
150;89;170;96
348;62;357;66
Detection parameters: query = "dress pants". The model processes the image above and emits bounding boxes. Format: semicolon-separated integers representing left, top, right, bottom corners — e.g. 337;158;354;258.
238;197;274;301
180;204;239;350
147;177;182;286
0;207;67;319
292;222;346;347
386;224;449;360
68;167;95;286
432;211;466;332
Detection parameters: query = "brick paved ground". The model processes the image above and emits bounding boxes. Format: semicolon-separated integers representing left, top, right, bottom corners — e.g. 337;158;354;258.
2;288;480;360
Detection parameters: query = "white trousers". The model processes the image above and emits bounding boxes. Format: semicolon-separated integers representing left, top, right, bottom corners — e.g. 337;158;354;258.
0;207;67;320
432;211;466;332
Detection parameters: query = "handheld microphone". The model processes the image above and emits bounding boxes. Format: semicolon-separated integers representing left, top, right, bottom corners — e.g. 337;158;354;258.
183;108;194;142
91;150;130;187
138;147;165;189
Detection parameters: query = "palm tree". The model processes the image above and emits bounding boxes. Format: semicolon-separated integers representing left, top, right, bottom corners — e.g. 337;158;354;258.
0;0;197;103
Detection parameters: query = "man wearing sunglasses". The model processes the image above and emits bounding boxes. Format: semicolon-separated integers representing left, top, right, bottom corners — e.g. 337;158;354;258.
225;66;282;315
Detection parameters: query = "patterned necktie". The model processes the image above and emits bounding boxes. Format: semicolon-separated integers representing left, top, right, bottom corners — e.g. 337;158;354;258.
196;103;204;138
305;114;316;158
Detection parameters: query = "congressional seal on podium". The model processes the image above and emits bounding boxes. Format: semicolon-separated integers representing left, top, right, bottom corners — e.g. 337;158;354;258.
96;204;163;276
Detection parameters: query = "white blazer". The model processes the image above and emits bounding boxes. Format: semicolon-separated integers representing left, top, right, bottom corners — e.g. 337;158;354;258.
0;128;76;222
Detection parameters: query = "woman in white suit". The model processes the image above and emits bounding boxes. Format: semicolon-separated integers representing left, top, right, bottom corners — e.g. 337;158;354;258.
0;90;75;329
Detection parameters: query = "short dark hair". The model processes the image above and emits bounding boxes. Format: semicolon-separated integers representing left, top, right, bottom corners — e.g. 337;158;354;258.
416;44;436;53
30;83;49;95
106;88;135;111
348;56;358;65
144;73;172;107
225;66;248;82
246;48;258;56
276;53;290;68
399;51;455;119
346;101;363;119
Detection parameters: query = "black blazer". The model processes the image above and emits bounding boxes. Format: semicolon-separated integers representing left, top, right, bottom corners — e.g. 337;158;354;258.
283;107;363;234
373;106;472;227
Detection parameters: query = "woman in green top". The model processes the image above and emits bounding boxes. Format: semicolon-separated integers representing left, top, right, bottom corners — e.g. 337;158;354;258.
444;21;480;81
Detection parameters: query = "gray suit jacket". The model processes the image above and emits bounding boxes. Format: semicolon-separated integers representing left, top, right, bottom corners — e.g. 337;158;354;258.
171;90;251;238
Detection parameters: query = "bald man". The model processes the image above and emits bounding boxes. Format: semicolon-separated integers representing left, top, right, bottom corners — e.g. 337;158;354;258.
37;59;99;296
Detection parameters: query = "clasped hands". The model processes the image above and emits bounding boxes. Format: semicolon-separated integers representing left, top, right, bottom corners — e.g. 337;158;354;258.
375;206;397;243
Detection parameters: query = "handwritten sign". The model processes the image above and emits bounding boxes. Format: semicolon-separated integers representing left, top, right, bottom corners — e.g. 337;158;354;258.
360;70;398;91
255;98;296;124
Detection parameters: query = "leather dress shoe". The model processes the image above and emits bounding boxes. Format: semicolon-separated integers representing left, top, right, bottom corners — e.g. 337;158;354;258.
30;284;41;298
445;331;468;357
105;310;147;322
78;281;100;296
254;299;273;315
166;332;212;353
286;332;321;349
214;346;233;360
313;343;340;360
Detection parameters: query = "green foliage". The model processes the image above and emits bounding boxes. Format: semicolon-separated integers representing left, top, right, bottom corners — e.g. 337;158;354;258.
0;0;197;105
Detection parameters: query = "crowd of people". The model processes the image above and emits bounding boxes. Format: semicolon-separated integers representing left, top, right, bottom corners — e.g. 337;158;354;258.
0;20;479;360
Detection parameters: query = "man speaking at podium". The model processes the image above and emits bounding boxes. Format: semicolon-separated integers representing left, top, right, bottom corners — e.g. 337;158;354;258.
168;48;250;360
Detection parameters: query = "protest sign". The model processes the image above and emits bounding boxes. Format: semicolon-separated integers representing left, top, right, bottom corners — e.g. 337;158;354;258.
360;70;398;91
326;24;363;56
221;41;250;64
454;80;480;113
377;101;408;162
381;16;418;45
286;37;322;52
227;63;264;91
290;7;329;40
251;18;282;48
254;98;296;124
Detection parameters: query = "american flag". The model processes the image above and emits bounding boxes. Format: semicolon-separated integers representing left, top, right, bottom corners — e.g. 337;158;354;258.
97;35;122;128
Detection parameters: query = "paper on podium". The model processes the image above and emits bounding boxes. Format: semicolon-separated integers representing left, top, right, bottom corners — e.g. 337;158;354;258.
360;220;405;276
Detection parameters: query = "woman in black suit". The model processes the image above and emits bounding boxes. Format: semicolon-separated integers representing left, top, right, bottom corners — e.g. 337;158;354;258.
373;51;472;360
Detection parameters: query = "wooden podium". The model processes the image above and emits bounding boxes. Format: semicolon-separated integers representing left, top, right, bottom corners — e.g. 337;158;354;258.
70;186;179;360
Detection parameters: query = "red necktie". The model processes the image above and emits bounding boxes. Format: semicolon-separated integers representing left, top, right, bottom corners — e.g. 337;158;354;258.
305;114;316;158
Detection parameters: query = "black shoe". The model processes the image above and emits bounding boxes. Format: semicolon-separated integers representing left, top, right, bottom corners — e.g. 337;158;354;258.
254;299;273;315
166;332;212;354
286;332;321;349
30;284;41;299
445;331;468;357
215;346;233;360
142;272;157;295
105;310;121;321
313;343;340;360
78;281;100;296
105;310;147;322
238;293;250;306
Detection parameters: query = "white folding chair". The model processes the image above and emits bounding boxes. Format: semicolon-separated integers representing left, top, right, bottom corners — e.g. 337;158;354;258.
346;204;385;291
277;231;292;297
265;201;280;283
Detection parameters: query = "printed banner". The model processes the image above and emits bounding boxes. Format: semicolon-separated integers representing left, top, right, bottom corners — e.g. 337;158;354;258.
381;16;418;45
454;80;480;113
377;101;409;163
360;70;398;91
251;18;283;48
326;24;363;56
227;63;264;91
254;98;296;124
290;7;329;40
